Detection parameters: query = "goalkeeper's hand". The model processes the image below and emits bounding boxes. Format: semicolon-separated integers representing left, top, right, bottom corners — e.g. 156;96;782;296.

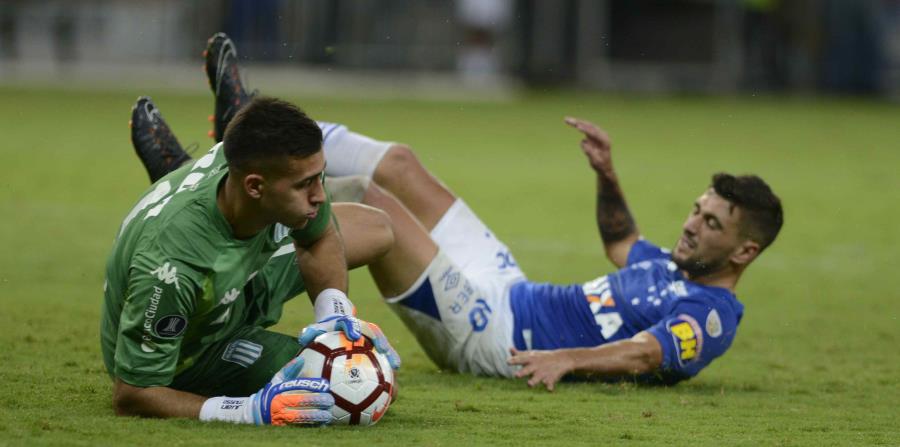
299;289;401;370
200;356;334;426
298;315;401;371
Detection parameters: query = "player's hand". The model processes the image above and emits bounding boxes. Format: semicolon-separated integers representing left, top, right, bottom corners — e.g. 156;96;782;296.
299;314;363;348
298;316;401;370
565;117;614;176
248;356;334;426
507;348;575;392
361;321;401;370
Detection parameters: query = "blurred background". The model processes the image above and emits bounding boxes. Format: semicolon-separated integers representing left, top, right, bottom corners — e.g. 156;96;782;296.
1;0;899;99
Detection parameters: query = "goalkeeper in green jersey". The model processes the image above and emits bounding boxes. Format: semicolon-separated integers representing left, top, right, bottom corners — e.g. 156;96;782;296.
101;36;399;425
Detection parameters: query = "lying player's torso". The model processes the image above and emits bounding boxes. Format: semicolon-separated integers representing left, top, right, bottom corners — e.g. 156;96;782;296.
510;252;741;350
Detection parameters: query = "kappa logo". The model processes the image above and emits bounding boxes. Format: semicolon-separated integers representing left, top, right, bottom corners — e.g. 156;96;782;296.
219;288;240;306
150;262;180;290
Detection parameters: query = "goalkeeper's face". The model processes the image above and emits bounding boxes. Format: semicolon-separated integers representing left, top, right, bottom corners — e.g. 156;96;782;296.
671;190;746;278
258;150;327;230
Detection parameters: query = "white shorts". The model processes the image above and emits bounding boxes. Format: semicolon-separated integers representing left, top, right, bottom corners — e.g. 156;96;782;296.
386;200;526;377
319;122;392;178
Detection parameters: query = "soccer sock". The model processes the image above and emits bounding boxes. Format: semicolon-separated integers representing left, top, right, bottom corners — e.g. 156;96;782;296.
321;124;392;178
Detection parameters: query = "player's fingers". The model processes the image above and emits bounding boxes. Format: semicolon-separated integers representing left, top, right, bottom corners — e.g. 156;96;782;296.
271;408;332;426
359;322;377;343
564;116;592;132
507;353;528;365
272;357;305;383
567;118;600;137
544;377;556;392
298;327;324;348
275;390;335;410
514;362;536;378
336;318;362;341
386;350;402;370
513;364;527;377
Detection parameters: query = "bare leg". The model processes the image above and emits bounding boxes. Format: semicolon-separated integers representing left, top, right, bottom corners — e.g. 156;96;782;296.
360;183;439;297
331;203;394;269
373;144;456;232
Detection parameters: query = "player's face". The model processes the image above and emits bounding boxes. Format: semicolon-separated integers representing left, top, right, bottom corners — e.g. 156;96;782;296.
672;189;744;278
259;150;327;230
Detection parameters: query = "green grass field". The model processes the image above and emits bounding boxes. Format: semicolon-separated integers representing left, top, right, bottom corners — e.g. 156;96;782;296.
0;86;898;446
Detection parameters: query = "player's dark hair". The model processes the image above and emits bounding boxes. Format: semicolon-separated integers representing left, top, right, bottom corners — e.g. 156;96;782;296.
711;173;783;251
223;96;322;173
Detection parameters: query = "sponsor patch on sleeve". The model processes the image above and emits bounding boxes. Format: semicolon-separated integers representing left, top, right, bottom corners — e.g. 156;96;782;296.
666;314;703;366
154;315;188;338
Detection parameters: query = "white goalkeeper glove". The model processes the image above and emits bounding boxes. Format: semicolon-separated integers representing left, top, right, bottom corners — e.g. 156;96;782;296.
199;356;333;426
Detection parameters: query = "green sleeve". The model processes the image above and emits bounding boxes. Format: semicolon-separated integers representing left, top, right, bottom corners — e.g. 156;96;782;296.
289;193;333;245
113;254;199;387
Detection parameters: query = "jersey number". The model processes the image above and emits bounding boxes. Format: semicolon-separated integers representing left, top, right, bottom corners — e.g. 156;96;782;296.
118;147;219;236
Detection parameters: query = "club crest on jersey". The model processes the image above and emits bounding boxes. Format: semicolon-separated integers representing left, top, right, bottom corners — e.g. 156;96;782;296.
150;262;180;290
667;314;703;366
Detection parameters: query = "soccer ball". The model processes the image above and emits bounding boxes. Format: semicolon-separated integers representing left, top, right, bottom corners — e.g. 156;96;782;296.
298;331;396;425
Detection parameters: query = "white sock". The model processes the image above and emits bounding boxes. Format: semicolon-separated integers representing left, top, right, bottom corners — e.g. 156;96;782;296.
320;124;392;178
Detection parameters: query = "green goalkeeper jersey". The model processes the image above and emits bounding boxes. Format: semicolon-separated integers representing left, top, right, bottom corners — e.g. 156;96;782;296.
100;143;331;387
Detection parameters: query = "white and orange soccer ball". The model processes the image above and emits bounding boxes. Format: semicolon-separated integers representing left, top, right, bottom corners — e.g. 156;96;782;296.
298;331;396;426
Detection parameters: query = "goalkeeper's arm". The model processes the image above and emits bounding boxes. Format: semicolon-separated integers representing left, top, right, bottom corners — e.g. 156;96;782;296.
113;379;205;418
112;357;333;425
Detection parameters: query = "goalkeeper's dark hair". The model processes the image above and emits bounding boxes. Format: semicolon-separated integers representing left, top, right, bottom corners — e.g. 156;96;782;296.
223;96;322;174
711;173;783;252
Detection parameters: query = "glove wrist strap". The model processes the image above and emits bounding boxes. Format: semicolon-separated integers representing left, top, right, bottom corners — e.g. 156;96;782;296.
313;288;353;321
199;396;254;424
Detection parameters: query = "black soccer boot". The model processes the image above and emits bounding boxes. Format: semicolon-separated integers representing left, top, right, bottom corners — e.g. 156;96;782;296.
130;96;191;183
204;32;254;143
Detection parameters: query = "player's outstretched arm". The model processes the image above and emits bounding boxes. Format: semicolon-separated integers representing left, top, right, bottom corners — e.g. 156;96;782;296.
565;117;640;268
507;331;662;391
113;380;206;418
114;357;333;425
